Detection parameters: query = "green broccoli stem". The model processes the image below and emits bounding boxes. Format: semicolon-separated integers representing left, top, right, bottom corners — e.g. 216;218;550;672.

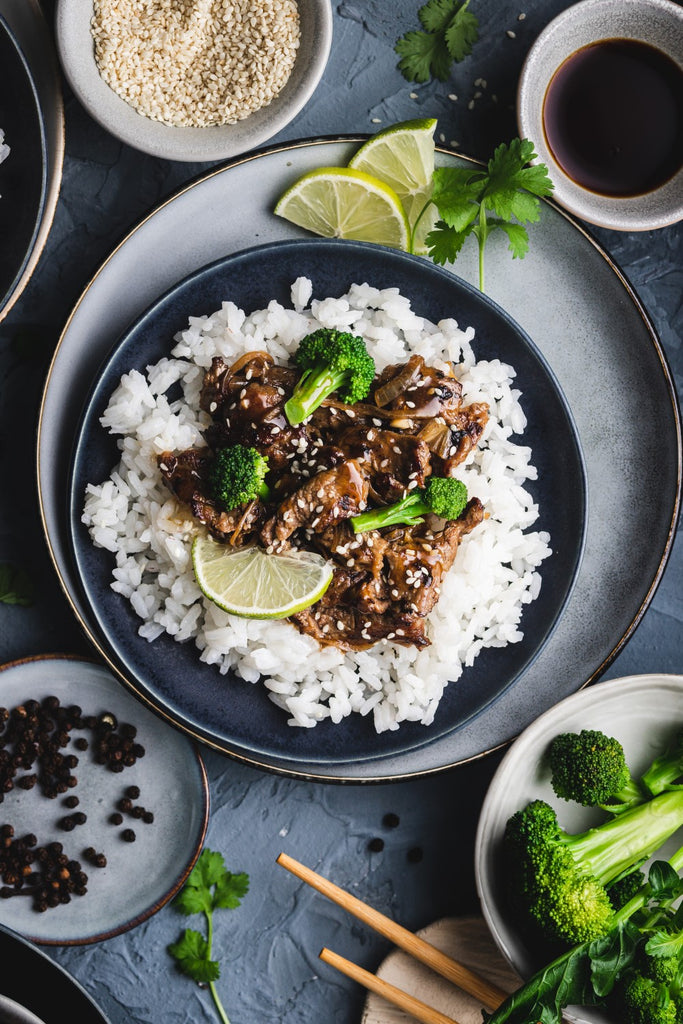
284;366;350;425
484;845;683;1024
565;789;683;887
351;493;429;533
641;736;683;797
203;906;230;1024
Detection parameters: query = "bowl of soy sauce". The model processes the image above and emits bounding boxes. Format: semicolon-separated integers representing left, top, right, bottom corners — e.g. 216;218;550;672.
517;0;683;231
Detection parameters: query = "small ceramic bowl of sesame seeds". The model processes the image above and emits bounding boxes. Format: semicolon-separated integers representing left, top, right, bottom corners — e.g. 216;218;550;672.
55;0;333;162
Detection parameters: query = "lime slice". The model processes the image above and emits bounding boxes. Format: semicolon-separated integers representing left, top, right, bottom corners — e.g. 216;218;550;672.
274;166;410;250
192;535;334;619
348;118;438;255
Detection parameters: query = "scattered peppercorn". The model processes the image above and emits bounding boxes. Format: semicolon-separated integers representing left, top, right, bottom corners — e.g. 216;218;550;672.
368;837;384;852
0;695;155;913
407;846;423;863
383;812;400;829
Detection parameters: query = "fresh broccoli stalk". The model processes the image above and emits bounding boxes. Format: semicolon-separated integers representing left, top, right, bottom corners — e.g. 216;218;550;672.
208;445;270;512
483;846;683;1024
503;792;683;945
641;728;683;797
283;329;376;426
547;727;683;811
351;476;468;533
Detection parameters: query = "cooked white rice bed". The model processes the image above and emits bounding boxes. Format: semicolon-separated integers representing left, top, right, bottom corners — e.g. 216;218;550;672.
82;278;551;733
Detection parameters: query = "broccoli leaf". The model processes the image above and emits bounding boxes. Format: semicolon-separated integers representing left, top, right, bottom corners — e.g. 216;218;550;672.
395;0;478;83
588;919;641;997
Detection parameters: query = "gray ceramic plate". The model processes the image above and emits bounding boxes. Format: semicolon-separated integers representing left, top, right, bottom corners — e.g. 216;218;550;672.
36;138;682;781
0;655;209;945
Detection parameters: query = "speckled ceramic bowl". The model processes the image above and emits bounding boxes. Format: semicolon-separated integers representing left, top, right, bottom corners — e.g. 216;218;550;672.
475;673;683;1024
54;0;332;162
517;0;683;231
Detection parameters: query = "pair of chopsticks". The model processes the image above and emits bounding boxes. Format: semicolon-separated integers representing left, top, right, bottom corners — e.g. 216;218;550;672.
277;851;508;1024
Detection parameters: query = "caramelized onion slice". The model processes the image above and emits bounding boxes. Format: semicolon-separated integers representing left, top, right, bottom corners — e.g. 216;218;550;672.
373;355;423;407
417;418;452;458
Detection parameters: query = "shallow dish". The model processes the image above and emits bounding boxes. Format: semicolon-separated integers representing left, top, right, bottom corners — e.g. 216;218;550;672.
55;0;332;162
0;14;47;317
66;238;586;768
0;654;209;945
0;923;110;1023
517;0;683;231
474;672;683;1024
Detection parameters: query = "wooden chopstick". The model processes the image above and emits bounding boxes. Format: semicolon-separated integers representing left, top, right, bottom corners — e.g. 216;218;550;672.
277;851;506;1011
320;946;460;1024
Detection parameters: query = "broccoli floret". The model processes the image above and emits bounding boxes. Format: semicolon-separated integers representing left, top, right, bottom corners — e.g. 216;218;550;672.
622;973;678;1024
208;445;270;512
548;729;643;809
547;727;683;811
503;792;683;946
283;329;376;425
351;476;468;533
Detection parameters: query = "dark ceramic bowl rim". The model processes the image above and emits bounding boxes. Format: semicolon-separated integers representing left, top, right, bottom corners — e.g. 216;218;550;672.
0;14;48;313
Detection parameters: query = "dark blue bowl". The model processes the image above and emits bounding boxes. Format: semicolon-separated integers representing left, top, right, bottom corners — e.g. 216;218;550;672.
68;239;586;770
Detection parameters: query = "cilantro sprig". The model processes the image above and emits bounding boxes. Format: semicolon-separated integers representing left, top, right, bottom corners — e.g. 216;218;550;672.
416;138;554;291
0;563;33;606
168;849;249;1024
396;0;479;83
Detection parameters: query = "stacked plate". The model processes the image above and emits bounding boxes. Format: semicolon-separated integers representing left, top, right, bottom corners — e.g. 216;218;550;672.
38;138;682;782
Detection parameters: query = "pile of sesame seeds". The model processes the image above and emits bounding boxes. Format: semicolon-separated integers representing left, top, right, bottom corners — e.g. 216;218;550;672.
91;0;301;128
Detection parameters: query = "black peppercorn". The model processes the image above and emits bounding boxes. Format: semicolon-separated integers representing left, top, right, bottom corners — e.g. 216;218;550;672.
121;829;136;843
368;837;384;852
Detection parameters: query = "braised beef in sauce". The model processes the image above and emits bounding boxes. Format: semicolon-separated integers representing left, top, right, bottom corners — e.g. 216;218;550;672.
159;350;488;651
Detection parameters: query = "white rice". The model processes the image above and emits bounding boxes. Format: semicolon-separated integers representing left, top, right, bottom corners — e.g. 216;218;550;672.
82;278;552;732
0;129;9;165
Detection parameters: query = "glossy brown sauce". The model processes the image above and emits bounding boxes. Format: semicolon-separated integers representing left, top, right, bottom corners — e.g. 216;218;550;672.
542;39;683;197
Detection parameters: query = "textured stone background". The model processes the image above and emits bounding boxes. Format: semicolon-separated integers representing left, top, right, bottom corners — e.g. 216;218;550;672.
0;1;681;1022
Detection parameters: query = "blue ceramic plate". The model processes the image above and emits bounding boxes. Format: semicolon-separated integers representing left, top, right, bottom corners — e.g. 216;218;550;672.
0;15;47;316
67;239;586;768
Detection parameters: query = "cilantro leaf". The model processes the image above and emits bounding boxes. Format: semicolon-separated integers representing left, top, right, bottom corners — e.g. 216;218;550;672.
444;4;479;62
169;928;220;984
396;0;479;83
490;219;530;259
425;221;474;265
423;138;554;290
0;564;33;607
214;871;249;910
395;30;451;83
168;849;249;1024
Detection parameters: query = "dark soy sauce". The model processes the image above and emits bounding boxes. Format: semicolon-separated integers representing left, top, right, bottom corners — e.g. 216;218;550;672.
542;38;683;197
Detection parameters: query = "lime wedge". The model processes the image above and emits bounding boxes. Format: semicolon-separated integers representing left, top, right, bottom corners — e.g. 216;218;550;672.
192;535;334;619
348;118;438;255
274;166;410;250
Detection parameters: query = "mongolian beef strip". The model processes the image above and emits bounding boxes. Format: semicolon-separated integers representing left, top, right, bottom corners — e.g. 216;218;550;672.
158;347;490;650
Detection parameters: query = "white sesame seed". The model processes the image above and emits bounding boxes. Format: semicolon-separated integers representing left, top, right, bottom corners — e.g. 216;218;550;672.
91;0;301;128
507;29;517;38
